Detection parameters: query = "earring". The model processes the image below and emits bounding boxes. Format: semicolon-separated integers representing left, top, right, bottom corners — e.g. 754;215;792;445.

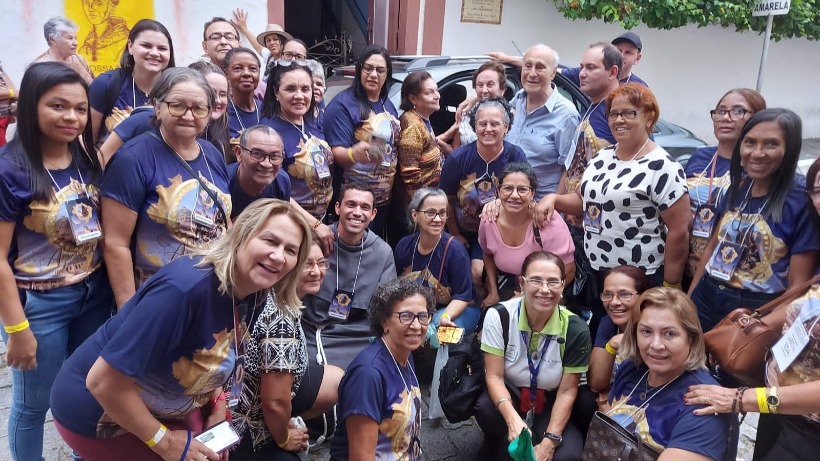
384;329;389;334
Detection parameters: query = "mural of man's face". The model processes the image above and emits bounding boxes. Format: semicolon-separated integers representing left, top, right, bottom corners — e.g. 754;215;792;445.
82;0;116;26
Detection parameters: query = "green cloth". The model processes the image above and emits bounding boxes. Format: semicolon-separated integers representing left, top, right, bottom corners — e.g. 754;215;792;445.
507;428;536;461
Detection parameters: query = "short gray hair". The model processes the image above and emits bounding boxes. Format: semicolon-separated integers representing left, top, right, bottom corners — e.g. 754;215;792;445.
44;16;78;45
305;59;325;85
151;67;215;109
527;43;560;70
238;124;281;146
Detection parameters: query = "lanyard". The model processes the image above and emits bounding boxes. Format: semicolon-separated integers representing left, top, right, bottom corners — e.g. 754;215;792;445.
719;181;769;245
336;231;365;296
159;129;217;186
479;145;505;180
284;115;310;142
131;77;149;108
695;151;722;207
517;301;553;408
230;98;260;131
410;233;441;287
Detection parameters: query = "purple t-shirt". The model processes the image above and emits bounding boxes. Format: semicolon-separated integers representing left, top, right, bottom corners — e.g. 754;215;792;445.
323;87;400;206
0;145;103;287
439;141;527;233
101;130;231;284
261;116;334;219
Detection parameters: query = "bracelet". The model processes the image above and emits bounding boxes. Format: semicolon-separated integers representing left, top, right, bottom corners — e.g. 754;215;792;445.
179;430;191;461
756;387;769;414
277;431;291;449
737;387;748;414
8;89;14;100
312;219;323;230
144;423;167;447
495;397;511;411
440;313;451;322
347;147;356;164
4;319;30;334
605;342;617;356
595;396;609;405
663;280;682;290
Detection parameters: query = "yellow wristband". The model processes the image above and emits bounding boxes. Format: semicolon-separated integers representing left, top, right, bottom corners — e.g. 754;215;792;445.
144;423;167;447
8;89;14;100
440;313;451;322
347;147;356;164
4;319;30;334
756;387;769;414
277;432;291;449
663;280;682;290
605;342;617;356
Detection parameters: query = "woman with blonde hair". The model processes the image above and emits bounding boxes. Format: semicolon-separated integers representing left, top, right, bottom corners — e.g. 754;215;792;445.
50;199;311;461
606;287;729;460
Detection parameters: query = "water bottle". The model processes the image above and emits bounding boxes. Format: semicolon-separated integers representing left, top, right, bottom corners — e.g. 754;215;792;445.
290;416;309;461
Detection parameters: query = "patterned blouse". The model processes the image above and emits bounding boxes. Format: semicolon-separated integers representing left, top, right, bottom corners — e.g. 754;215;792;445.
398;110;442;194
231;292;308;451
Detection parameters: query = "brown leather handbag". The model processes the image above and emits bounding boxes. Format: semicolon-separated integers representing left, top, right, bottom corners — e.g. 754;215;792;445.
704;275;820;387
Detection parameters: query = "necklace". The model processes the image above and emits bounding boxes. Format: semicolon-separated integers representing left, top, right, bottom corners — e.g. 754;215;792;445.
615;137;650;162
230;98;260;132
639;370;685;400
131;77;149;108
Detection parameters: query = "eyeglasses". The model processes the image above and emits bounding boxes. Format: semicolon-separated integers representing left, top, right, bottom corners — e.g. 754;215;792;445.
303;258;329;272
394;311;432;325
207;32;238;42
607;110;639;120
162;101;210;119
499;184;533;196
522;277;563;289
600;291;638;302
710;107;750;121
806;187;820;199
239;145;284;164
362;64;388;76
417;209;447;219
282;51;307;61
273;58;308;68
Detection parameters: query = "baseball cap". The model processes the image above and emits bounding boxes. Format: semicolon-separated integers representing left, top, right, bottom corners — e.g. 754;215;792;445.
612;31;642;51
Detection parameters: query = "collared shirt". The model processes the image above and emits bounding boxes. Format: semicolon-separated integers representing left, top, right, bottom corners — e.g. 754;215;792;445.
506;87;580;198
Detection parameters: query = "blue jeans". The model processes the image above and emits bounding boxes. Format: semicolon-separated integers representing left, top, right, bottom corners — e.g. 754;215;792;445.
691;275;781;333
2;270;113;461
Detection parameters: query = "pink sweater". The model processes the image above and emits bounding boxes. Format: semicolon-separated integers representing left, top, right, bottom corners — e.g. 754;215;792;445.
478;214;574;275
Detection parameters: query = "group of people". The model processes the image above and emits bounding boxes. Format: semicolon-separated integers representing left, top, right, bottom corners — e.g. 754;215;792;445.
0;10;819;461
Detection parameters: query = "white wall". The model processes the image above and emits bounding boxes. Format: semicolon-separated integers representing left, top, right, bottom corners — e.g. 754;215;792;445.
440;0;820;142
0;0;268;87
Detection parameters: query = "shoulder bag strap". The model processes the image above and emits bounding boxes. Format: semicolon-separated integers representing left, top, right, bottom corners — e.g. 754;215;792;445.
533;225;542;246
437;236;455;285
754;274;820;317
147;131;228;226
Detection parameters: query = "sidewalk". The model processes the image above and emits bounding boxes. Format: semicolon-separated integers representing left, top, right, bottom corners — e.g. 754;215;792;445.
2;138;817;460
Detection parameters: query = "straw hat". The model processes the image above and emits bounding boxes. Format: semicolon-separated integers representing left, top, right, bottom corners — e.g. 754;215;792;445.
256;24;293;47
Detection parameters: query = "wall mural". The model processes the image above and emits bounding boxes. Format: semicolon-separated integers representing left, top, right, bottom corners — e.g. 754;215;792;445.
65;0;154;74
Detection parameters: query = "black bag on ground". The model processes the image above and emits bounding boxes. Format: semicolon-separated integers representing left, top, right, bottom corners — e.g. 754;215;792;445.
438;303;509;423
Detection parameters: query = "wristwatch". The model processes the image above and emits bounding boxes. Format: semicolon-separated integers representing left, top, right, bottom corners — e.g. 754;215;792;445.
766;387;780;414
543;432;563;447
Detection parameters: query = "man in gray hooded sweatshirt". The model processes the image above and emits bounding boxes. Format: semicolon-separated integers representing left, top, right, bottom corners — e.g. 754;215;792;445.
301;183;397;369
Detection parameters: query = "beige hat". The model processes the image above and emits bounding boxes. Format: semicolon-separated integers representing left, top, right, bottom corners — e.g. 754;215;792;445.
256;24;293;47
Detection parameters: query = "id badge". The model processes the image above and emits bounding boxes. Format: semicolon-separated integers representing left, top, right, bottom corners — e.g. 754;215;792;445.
474;177;497;205
193;185;216;229
772;319;810;372
369;134;393;167
692;204;717;238
583;202;603;234
227;356;245;408
525;408;535;428
310;144;331;179
328;289;355;320
706;241;745;282
65;194;102;245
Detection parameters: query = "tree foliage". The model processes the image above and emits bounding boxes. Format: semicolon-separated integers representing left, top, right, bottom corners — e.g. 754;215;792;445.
552;0;820;41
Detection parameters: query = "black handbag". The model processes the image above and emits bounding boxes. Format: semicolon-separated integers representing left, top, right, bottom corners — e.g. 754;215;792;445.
583;411;660;461
438;304;509;423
